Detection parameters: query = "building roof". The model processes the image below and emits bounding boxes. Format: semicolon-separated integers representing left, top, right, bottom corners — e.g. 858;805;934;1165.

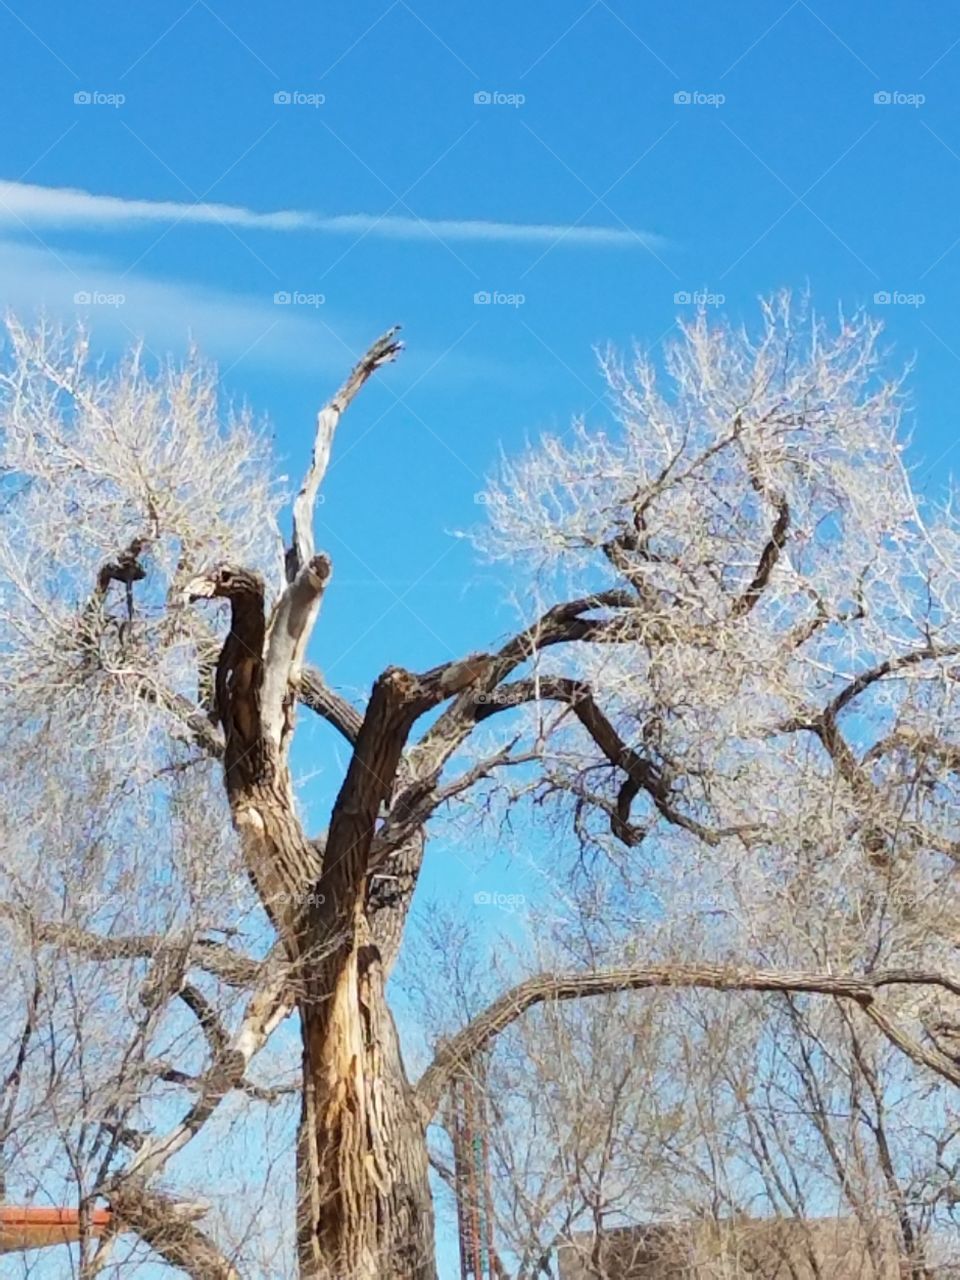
555;1217;898;1280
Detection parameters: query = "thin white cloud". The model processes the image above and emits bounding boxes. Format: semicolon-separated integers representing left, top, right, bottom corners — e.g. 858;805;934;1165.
0;234;335;372
0;235;530;386
0;179;664;249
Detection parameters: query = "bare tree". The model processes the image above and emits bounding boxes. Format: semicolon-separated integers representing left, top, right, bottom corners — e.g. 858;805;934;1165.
1;296;959;1279
416;941;959;1279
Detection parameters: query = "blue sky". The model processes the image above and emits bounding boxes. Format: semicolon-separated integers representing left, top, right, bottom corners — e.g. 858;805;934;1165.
4;6;960;688
4;3;960;1270
4;2;958;698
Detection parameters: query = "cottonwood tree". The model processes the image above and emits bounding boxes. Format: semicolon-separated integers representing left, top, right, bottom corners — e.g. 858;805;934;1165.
1;296;959;1279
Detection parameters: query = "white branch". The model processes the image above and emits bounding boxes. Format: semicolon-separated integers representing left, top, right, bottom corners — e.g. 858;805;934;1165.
261;553;332;748
289;326;402;578
260;328;402;748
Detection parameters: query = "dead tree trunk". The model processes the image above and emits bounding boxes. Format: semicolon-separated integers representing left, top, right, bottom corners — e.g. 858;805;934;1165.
291;659;486;1278
187;561;442;1278
184;329;454;1280
297;929;435;1280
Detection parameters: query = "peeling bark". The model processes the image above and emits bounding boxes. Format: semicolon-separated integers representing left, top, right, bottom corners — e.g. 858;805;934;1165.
298;932;435;1280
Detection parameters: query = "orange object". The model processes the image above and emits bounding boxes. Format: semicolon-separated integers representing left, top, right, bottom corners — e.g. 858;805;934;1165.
0;1205;112;1253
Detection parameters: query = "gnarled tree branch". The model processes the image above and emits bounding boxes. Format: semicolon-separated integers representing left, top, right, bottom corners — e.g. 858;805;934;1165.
416;964;960;1119
109;1185;239;1280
